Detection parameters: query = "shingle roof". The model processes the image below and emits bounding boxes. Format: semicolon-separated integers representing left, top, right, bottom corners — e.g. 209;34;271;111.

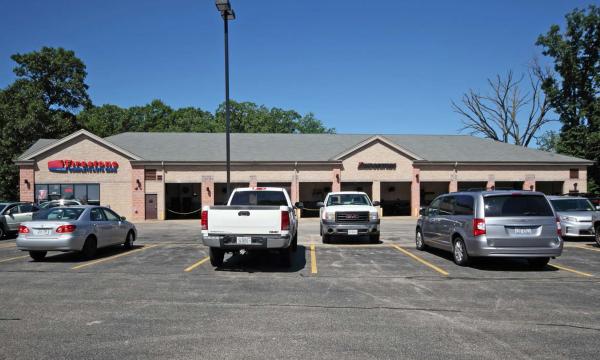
18;139;57;160
19;132;593;164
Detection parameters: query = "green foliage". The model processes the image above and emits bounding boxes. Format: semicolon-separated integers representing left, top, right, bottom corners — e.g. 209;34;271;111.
536;130;559;152
536;5;600;194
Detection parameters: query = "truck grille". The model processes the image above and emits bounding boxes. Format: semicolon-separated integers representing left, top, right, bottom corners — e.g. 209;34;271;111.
335;211;369;223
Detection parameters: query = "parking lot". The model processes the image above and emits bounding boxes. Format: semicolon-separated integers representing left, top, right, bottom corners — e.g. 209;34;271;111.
1;218;599;359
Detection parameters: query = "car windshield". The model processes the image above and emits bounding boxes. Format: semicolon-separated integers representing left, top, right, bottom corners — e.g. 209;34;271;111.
35;208;84;221
327;194;371;206
229;191;288;206
551;199;595;212
484;195;554;217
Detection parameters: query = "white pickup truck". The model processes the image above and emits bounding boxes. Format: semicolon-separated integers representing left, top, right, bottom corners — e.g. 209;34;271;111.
318;191;380;244
201;187;301;267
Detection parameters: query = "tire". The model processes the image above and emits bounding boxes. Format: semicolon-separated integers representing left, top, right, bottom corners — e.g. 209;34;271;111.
322;233;330;244
319;225;323;236
369;234;380;244
209;247;224;267
280;246;292;267
291;233;298;252
29;251;47;261
415;229;427;251
595;226;600;247
81;236;97;260
528;257;550;269
0;226;5;240
123;231;134;250
452;237;470;266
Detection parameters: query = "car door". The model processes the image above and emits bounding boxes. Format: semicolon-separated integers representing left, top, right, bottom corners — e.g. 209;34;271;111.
437;196;456;250
89;207;113;247
4;204;29;231
17;203;36;223
422;197;442;245
101;208;126;245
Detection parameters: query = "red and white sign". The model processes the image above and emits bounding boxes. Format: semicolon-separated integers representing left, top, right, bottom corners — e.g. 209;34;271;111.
48;160;119;173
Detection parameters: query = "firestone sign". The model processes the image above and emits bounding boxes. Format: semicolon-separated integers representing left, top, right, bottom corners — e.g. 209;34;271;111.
48;160;119;173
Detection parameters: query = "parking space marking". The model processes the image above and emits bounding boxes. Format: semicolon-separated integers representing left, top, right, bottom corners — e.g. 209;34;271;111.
0;242;16;249
390;245;449;276
0;255;28;263
313;244;388;248
184;256;210;272
310;244;317;274
573;244;600;253
71;244;160;270
548;263;594;277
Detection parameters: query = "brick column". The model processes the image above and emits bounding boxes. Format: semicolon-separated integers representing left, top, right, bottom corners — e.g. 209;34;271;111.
449;173;458;193
131;167;145;221
291;173;300;218
411;168;421;217
202;176;215;206
372;180;382;217
523;174;536;191
249;175;257;188
332;168;341;192
19;165;35;202
486;175;495;191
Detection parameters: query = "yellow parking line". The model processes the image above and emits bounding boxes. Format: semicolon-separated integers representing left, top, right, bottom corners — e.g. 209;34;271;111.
71;244;159;270
184;256;210;272
0;255;28;263
548;263;594;277
314;244;387;248
574;245;600;253
310;244;317;274
390;245;449;276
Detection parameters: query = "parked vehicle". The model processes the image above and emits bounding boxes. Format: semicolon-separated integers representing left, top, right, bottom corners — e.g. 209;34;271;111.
201;187;301;267
0;202;39;239
17;205;137;261
38;199;83;209
548;196;596;238
416;190;562;268
318;191;380;244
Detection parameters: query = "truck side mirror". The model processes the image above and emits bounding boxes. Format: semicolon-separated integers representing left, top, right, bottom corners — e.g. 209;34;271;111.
294;202;304;209
372;201;380;207
316;201;325;208
419;207;427;216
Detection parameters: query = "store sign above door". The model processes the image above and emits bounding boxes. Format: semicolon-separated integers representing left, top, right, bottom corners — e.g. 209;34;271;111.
48;160;119;173
358;162;396;170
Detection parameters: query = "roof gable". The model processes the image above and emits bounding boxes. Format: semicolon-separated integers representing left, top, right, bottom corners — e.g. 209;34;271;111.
331;135;424;161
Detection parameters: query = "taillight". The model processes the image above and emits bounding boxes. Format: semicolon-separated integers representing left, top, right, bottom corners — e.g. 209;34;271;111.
18;225;29;234
556;216;562;236
281;210;290;231
473;218;486;236
56;225;76;233
201;210;208;230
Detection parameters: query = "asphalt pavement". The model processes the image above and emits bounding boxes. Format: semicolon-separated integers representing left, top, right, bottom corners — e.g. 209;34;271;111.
0;218;599;359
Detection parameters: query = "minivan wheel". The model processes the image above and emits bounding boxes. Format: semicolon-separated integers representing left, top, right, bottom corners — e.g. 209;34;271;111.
452;238;470;266
595;227;600;247
0;226;5;239
81;237;97;259
209;247;224;267
29;251;47;261
415;230;427;251
528;257;550;269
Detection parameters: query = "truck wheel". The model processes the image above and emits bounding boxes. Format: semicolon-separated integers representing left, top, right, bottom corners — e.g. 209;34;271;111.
209;248;224;267
29;251;47;261
369;234;380;244
322;233;330;244
291;233;298;252
280;246;292;267
415;229;427;251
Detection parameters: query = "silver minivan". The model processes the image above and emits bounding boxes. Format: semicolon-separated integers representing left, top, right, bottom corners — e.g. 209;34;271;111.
416;190;562;268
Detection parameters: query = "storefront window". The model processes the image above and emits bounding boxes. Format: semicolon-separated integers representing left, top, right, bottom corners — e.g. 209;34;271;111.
61;184;74;199
35;184;49;202
74;185;87;203
35;184;100;205
87;184;100;205
48;185;61;200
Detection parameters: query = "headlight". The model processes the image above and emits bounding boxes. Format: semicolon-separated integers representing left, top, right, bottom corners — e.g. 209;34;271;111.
560;216;576;222
370;212;379;221
325;212;335;221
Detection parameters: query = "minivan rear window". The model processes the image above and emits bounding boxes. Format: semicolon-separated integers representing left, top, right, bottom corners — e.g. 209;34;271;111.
229;191;288;206
484;195;553;217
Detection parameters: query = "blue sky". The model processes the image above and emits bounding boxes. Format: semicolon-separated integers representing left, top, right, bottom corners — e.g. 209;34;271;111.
0;0;594;136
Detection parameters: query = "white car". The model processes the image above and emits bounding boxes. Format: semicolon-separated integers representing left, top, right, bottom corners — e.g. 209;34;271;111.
201;187;301;267
318;191;380;244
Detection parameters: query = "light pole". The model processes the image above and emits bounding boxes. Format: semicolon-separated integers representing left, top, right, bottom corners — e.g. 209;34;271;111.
215;0;235;197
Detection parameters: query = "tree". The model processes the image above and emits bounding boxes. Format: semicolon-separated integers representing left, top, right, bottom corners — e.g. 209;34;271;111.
536;5;600;193
452;69;553;147
0;47;88;200
78;104;129;138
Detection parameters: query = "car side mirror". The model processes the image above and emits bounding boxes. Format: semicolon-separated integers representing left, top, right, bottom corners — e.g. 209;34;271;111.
120;216;126;221
419;207;427;216
372;201;380;207
316;201;325;208
294;202;304;209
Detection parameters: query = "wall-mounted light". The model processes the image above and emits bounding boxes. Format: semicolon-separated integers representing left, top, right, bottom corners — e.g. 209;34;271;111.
136;179;142;190
24;179;30;189
335;173;340;183
415;174;420;183
206;187;211;197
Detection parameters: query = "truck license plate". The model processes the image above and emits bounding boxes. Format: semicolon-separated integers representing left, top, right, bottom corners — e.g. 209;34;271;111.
236;236;252;245
348;229;358;235
33;229;51;236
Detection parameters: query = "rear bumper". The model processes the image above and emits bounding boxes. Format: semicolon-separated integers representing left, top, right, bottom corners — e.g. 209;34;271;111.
322;220;380;236
467;237;563;257
16;234;84;251
561;221;594;237
201;233;292;249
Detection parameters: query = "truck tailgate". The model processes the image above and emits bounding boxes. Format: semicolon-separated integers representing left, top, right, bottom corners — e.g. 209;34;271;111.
208;206;283;235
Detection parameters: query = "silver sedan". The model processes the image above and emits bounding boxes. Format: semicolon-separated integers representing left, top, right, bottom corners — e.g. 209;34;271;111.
17;205;137;261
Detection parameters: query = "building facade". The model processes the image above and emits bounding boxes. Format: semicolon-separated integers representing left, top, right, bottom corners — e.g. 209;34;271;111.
16;130;592;221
